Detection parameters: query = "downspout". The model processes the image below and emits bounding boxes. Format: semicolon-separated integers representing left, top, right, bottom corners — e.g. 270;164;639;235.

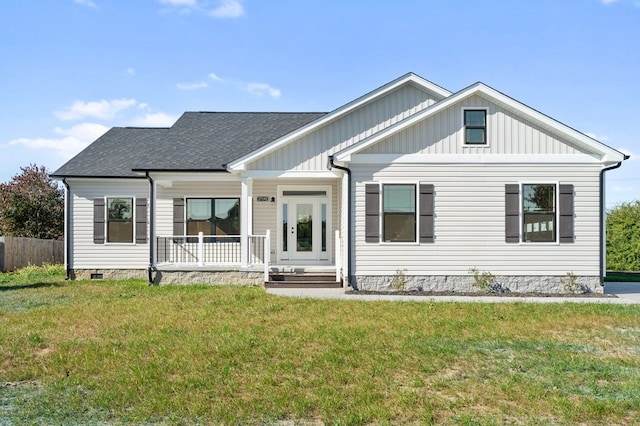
328;155;353;287
146;172;155;285
599;156;628;285
62;179;71;280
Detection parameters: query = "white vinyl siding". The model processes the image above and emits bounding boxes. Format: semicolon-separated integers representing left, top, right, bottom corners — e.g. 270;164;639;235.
248;84;440;171
359;95;598;157
69;179;149;269
351;163;601;276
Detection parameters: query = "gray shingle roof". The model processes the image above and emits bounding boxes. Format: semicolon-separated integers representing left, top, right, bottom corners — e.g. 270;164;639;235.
52;112;326;178
51;127;170;178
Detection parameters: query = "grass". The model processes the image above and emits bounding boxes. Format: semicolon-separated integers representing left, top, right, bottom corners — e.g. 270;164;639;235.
1;266;640;424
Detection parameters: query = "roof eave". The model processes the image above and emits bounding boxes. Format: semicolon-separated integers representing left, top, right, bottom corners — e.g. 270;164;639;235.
335;82;627;163
227;72;452;171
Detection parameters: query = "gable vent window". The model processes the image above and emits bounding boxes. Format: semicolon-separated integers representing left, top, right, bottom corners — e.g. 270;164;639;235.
464;110;487;145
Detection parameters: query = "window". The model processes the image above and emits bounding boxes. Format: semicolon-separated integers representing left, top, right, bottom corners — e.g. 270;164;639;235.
522;184;556;242
107;198;133;243
383;184;416;242
464;110;486;145
186;198;240;236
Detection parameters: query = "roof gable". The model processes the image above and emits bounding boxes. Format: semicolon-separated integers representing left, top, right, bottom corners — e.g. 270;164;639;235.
334;82;627;164
226;73;452;171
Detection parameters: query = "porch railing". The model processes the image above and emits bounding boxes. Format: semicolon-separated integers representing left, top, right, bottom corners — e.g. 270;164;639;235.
156;232;270;271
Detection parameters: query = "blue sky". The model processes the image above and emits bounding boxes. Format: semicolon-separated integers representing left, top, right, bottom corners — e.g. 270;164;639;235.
1;0;638;207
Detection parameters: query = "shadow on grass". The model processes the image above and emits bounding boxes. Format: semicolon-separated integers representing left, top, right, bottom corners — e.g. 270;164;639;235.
0;282;65;292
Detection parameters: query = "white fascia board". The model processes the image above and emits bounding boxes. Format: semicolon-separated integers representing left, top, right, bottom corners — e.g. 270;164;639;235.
476;84;627;162
349;153;603;165
335;82;627;164
243;170;341;179
226;73;452;172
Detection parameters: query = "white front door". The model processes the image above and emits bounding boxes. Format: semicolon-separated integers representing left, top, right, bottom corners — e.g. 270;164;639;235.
278;187;331;263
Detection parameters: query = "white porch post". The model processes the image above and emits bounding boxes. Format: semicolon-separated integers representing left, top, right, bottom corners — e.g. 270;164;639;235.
241;177;253;268
335;230;341;283
264;229;271;283
197;232;204;266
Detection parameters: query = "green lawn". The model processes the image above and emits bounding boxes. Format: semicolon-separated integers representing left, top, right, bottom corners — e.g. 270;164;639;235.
2;266;640;425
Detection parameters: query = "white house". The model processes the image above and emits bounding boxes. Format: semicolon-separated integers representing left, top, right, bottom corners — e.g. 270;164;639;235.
52;73;627;293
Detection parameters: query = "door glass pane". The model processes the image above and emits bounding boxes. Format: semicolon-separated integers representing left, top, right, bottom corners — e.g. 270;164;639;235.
282;203;288;252
321;203;327;252
296;203;313;252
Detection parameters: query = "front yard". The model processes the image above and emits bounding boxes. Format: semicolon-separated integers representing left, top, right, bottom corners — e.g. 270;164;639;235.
1;266;640;424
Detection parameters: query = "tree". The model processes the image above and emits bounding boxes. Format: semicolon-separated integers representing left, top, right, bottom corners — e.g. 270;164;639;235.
606;201;640;272
0;164;64;239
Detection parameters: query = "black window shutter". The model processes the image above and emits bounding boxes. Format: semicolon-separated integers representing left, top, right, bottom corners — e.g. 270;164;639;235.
173;198;185;236
135;198;148;244
93;198;105;244
505;184;520;243
365;184;379;243
419;184;435;243
559;184;575;243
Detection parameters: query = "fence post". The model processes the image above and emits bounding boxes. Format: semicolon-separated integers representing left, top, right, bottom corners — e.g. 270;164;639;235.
264;230;270;283
198;232;204;267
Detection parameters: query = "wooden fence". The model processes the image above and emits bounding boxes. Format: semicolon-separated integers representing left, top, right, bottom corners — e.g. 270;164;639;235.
0;236;64;272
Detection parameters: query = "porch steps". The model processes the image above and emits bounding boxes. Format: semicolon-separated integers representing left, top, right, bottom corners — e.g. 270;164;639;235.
265;274;342;289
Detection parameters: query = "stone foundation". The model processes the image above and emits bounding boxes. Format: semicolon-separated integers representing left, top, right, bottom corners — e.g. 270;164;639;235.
352;274;603;294
71;269;264;286
153;270;263;285
71;269;147;281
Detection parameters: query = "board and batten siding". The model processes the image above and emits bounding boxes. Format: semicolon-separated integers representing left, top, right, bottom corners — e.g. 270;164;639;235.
248;84;441;172
359;95;597;156
351;163;602;277
69;179;149;269
155;181;242;237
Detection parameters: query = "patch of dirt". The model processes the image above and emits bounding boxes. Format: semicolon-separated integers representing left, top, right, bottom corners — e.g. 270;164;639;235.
346;290;617;298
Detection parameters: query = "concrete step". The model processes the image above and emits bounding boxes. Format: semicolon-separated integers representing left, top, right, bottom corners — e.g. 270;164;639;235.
265;274;342;288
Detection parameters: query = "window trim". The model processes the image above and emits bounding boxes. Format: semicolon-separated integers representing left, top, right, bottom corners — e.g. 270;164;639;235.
184;197;241;237
462;108;489;146
519;181;560;245
375;181;420;245
104;196;136;245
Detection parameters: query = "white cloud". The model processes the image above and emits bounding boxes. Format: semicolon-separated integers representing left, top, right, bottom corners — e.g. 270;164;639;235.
9;123;109;159
209;72;225;83
74;0;97;8
176;81;209;90
601;0;620;4
55;98;138;121
157;0;244;17
246;82;281;99
158;0;197;5
130;112;179;127
208;0;244;17
126;67;136;76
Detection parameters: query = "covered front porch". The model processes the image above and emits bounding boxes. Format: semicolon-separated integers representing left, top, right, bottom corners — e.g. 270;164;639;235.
147;171;346;285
